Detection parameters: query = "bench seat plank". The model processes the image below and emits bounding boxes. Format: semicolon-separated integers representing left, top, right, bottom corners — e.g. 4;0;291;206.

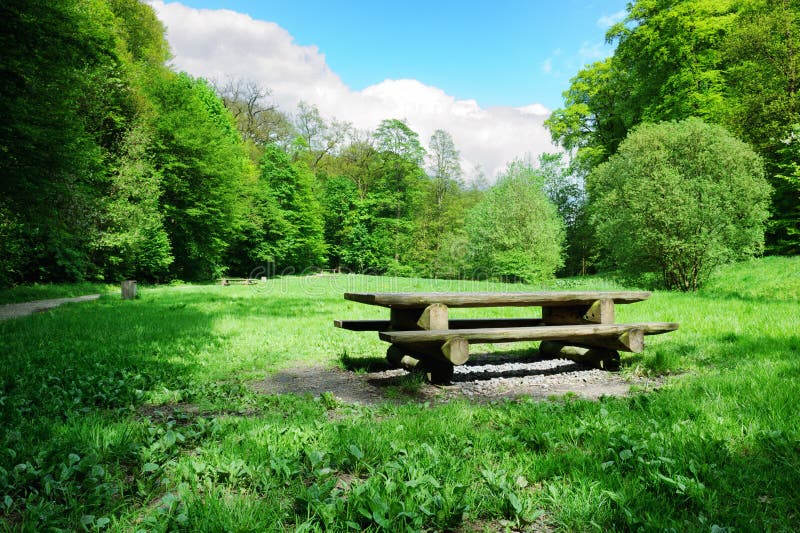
345;291;651;309
334;318;546;331
378;322;678;344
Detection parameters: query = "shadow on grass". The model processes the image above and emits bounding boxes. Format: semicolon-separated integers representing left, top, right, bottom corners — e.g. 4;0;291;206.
0;293;242;527
338;351;393;373
140;291;334;319
0;297;222;425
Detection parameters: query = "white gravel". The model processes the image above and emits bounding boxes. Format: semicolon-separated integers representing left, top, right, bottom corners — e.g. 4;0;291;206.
253;351;662;405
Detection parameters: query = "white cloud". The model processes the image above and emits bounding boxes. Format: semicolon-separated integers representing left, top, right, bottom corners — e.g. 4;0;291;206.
597;10;626;29
541;58;552;74
149;1;558;182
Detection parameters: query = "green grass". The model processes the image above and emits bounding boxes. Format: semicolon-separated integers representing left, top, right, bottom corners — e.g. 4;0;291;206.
0;259;798;531
701;255;800;302
0;282;115;305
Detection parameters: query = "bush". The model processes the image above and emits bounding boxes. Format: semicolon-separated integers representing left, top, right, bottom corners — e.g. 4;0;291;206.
464;160;564;282
588;118;772;291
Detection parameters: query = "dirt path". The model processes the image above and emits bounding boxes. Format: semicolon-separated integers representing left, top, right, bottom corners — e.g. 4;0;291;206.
251;351;664;405
0;294;101;321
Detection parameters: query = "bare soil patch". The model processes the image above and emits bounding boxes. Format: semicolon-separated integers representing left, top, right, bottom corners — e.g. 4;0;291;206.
251;350;663;405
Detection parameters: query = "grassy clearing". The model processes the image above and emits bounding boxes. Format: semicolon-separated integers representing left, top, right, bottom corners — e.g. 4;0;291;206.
0;258;798;531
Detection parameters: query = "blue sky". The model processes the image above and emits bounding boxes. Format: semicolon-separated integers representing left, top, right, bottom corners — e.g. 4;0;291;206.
174;0;628;110
152;1;628;180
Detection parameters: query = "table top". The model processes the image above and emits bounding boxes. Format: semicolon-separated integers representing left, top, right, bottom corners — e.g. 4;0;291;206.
344;291;651;309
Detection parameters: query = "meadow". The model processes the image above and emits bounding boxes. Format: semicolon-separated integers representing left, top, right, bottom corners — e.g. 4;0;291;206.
0;256;798;531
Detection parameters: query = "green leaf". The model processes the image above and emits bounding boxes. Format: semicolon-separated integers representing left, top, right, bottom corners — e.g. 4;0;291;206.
161;429;177;448
373;511;390;528
348;444;364;461
508;492;523;514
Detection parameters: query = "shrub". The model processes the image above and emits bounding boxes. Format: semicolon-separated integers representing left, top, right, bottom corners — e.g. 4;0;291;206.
588;118;772;291
464;160;564;282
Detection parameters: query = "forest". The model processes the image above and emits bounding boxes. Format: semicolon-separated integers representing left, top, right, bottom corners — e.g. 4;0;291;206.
0;0;797;291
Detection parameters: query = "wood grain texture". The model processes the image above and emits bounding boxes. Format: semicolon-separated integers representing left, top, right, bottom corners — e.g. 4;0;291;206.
576;328;645;352
344;291;651;308
334;318;546;331
440;337;469;365
378;323;678;344
625;322;679;334
417;303;449;330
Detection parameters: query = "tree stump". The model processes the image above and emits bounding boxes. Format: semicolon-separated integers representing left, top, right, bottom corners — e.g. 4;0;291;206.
121;280;137;300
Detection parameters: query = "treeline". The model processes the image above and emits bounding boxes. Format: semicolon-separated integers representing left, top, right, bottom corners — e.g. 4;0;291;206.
547;0;800;262
0;0;566;287
2;0;797;291
1;0;248;285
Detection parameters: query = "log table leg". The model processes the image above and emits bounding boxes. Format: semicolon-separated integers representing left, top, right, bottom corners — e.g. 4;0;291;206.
385;307;434;370
386;338;467;384
424;359;455;384
386;304;465;383
540;299;628;371
386;346;455;383
417;303;449;330
539;341;620;370
389;308;422;330
386;345;423;370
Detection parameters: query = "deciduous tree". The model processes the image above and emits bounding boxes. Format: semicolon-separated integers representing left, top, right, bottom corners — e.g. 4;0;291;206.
588;118;771;290
464;160;564;282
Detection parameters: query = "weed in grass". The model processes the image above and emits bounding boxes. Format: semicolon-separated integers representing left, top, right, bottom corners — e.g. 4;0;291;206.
319;391;340;410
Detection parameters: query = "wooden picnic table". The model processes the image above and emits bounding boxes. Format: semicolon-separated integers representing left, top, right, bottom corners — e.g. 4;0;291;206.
335;291;678;383
219;277;257;286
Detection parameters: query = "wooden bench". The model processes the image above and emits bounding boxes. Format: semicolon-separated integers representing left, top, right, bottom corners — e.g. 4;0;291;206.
219;277;257;286
335;291;678;383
